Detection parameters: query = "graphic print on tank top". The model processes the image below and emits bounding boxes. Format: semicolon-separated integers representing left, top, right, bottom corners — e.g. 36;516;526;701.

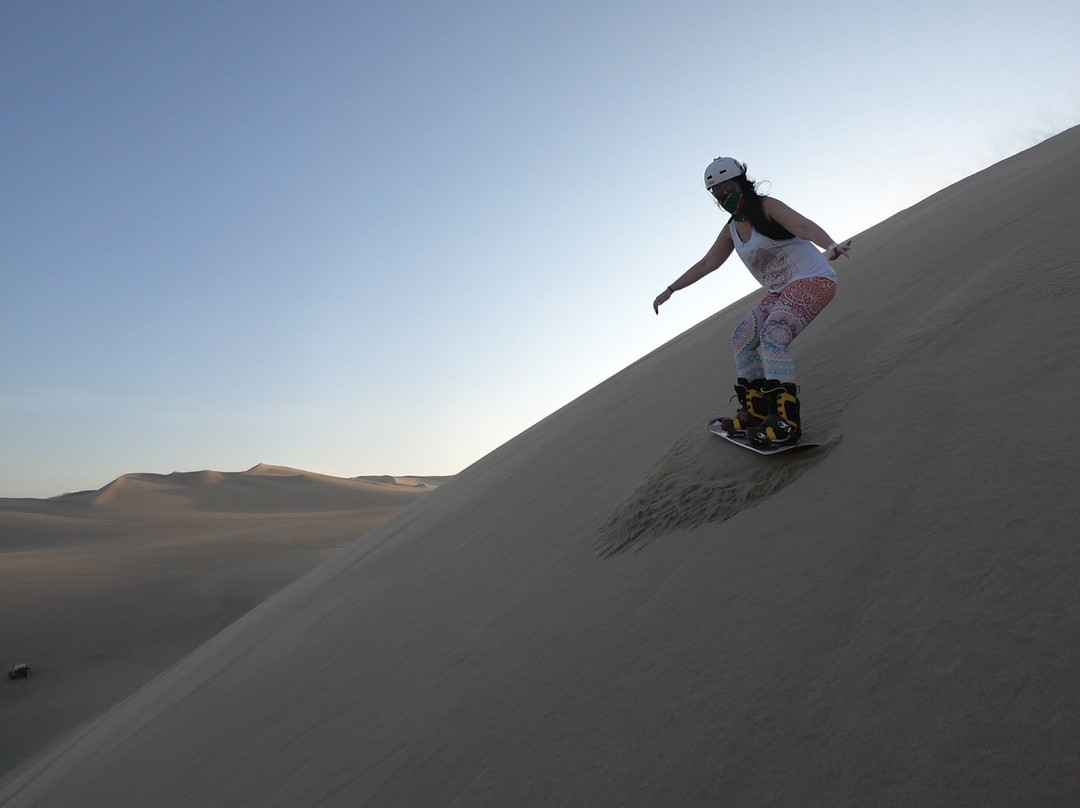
746;245;793;291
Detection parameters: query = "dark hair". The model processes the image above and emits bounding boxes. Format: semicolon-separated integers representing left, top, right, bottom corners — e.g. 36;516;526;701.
731;174;795;240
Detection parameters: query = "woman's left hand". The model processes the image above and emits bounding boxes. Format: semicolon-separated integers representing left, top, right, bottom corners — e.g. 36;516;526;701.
827;239;853;261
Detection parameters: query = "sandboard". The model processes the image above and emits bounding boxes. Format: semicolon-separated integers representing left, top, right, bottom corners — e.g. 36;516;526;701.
707;418;821;455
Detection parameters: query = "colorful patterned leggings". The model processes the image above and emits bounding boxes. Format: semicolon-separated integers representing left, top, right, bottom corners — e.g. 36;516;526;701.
731;277;836;383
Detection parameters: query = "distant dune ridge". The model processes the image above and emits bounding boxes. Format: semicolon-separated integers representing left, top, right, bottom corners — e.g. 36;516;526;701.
3;127;1080;806
41;463;444;513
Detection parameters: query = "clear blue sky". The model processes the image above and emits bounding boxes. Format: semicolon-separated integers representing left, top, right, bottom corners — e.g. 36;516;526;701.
3;1;1078;498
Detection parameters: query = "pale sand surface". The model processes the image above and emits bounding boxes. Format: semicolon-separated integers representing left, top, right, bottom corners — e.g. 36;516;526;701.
0;466;446;782
2;127;1079;806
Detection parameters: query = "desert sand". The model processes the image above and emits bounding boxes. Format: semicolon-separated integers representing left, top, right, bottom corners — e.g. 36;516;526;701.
0;466;445;784
2;126;1079;806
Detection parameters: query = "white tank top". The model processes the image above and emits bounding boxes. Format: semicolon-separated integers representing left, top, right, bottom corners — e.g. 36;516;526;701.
730;220;837;293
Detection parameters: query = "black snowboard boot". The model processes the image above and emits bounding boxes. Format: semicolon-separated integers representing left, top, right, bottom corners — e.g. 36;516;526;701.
720;378;768;436
748;380;801;447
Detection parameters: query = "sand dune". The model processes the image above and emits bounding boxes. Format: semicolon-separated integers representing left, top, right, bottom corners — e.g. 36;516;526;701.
37;463;444;515
0;467;447;783
3;126;1080;806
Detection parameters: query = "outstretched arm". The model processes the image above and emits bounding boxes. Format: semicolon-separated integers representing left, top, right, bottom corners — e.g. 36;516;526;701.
654;228;735;314
763;197;853;260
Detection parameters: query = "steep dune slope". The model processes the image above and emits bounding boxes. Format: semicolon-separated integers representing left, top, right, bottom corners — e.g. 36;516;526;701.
3;127;1078;807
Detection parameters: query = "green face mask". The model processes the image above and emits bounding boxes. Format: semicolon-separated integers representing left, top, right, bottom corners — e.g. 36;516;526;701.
719;190;744;217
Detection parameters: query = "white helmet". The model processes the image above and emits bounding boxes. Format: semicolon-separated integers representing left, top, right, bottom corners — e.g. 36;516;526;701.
704;156;746;190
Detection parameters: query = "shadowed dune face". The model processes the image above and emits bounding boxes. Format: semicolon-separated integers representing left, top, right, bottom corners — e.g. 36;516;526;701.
0;467;447;784
3;127;1080;807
